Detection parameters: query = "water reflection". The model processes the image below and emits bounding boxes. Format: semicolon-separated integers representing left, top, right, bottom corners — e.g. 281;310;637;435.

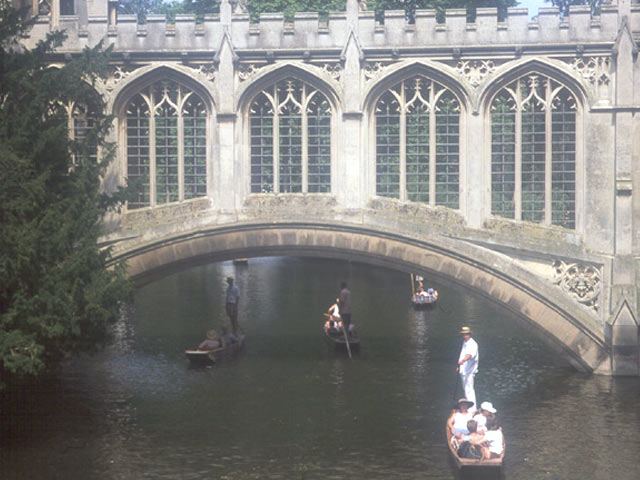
2;257;639;480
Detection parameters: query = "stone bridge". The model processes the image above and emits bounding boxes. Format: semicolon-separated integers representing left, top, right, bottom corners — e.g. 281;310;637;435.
18;0;640;374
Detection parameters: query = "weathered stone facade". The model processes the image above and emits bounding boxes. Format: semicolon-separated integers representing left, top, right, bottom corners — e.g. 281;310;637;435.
18;0;640;374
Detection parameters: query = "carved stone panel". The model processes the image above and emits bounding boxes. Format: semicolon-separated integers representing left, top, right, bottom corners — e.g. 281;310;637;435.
552;260;602;312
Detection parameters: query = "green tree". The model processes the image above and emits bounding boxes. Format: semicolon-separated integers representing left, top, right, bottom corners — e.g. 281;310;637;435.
544;0;602;17
131;0;520;23
0;3;130;390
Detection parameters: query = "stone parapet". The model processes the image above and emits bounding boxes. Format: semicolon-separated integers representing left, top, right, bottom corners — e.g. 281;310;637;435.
20;7;623;53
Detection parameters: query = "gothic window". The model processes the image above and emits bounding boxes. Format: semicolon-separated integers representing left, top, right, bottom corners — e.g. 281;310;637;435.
249;78;332;194
69;102;97;164
490;74;576;229
124;81;207;210
374;76;460;209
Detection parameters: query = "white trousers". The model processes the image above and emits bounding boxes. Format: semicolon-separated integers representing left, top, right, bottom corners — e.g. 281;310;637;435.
460;371;476;409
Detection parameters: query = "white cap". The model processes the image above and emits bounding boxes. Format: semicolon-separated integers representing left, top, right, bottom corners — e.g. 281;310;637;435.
480;401;497;413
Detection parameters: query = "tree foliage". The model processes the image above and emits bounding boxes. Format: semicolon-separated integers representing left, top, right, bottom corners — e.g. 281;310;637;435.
126;0;521;23
0;3;130;390
544;0;602;17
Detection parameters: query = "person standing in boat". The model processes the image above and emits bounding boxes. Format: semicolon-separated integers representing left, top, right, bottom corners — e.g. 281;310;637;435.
457;326;479;411
225;277;241;336
338;281;352;335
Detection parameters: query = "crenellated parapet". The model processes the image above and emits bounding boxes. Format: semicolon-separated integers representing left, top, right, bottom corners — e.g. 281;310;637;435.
20;3;627;55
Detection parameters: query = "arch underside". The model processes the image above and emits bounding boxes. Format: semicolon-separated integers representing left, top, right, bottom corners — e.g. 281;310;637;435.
111;223;610;374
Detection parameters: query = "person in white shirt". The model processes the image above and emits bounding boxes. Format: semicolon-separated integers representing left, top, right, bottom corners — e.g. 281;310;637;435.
481;416;504;459
457;326;479;411
447;398;475;438
473;401;496;433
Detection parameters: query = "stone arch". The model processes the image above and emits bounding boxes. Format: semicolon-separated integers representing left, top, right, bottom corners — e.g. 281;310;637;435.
478;58;589;115
110;64;216;118
109;222;610;374
235;62;342;116
362;60;471;115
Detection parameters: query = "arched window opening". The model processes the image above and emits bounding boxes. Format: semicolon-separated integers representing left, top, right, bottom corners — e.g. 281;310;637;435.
375;76;460;209
68;101;98;165
124;80;207;210
249;78;332;194
490;74;576;229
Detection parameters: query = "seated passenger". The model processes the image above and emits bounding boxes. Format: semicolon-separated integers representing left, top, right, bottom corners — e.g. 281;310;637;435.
447;398;475;438
198;330;222;351
481;416;504;459
473;401;497;433
456;419;485;459
328;298;341;325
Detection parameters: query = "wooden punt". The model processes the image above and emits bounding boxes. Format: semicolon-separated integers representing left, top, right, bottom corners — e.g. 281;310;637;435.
324;322;360;351
446;425;505;470
411;293;438;309
185;335;245;366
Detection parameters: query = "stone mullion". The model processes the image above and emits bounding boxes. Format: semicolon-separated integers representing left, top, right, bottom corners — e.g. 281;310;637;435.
302;88;309;193
273;99;280;194
149;93;157;208
514;84;522;221
399;84;407;201
429;82;436;206
544;81;553;226
178;105;185;202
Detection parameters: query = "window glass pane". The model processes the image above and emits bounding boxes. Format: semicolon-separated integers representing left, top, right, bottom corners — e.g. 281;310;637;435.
250;93;274;193
551;88;576;229
154;83;179;205
307;93;331;193
521;78;546;224
491;92;516;219
278;80;303;193
183;95;207;199
126;95;150;209
375;91;400;198
406;80;430;203
435;91;460;209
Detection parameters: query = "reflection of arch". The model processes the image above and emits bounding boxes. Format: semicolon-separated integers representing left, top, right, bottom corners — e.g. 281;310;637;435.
238;64;340;195
110;222;610;374
112;66;215;210
364;62;467;209
482;60;584;231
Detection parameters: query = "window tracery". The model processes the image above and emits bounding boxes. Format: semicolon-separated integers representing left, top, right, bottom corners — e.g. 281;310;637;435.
249;78;332;194
124;80;207;210
490;73;576;229
374;75;460;209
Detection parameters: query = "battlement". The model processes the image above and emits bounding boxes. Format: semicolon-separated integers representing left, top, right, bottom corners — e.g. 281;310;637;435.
21;3;625;56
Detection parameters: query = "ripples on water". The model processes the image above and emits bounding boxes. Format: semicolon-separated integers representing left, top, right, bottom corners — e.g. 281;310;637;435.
2;257;639;480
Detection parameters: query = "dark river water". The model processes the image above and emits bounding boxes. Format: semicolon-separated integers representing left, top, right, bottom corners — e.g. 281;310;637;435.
2;257;639;480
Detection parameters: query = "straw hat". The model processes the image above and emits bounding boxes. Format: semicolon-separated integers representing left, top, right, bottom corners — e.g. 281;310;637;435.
206;330;219;340
459;326;472;334
457;398;475;409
